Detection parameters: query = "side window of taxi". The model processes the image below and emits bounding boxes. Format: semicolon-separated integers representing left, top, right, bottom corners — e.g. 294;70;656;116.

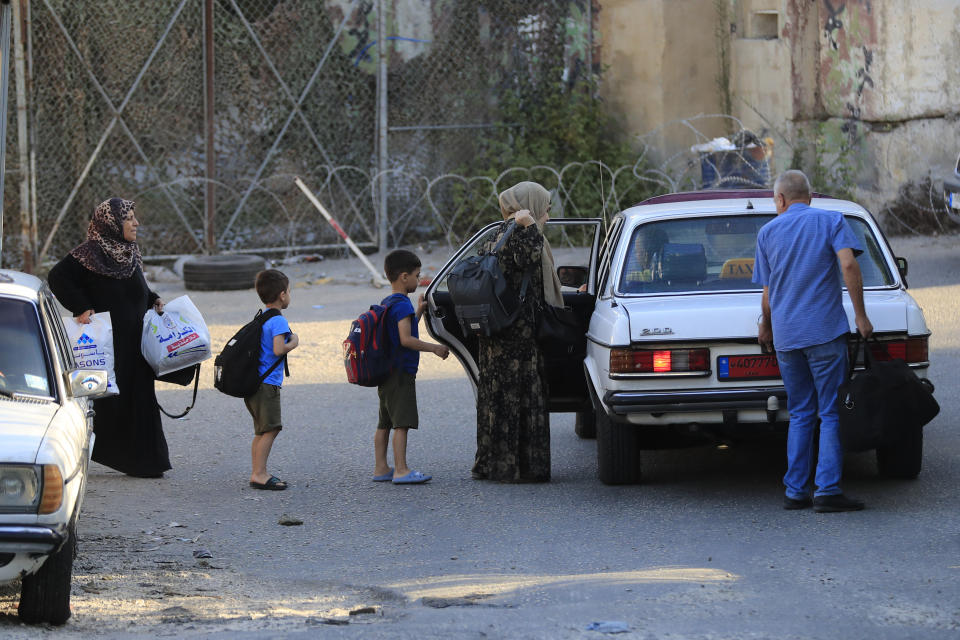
596;216;623;297
42;292;74;368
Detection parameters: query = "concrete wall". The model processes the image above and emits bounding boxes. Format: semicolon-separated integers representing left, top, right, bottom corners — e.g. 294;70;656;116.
597;0;725;152
598;0;960;215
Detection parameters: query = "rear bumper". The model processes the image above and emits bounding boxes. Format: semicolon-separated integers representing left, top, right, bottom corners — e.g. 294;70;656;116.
604;386;787;415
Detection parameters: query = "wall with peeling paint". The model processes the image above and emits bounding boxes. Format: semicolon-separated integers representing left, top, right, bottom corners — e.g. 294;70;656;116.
598;0;960;215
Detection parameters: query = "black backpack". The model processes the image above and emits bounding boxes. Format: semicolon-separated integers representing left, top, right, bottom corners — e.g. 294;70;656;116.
447;221;531;337
213;308;287;398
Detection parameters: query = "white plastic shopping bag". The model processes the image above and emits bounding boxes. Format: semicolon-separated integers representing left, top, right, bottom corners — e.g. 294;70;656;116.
64;311;119;396
141;295;212;376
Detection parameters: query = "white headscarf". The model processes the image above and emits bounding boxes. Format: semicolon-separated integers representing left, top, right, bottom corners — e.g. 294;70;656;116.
498;182;564;308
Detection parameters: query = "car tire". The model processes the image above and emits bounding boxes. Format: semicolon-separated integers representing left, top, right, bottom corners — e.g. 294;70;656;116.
182;255;266;291
596;406;642;485
876;427;923;479
18;523;76;625
574;411;597;439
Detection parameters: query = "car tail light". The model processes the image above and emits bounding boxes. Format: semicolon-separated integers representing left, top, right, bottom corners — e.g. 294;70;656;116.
853;336;929;364
610;348;710;375
38;465;63;515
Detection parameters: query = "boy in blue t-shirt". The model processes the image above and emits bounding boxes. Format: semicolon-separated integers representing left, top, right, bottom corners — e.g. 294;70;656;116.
374;250;449;484
245;269;298;491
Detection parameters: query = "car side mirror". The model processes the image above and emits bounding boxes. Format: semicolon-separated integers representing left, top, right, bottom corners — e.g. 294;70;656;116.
895;256;908;279
66;369;109;399
557;265;589;289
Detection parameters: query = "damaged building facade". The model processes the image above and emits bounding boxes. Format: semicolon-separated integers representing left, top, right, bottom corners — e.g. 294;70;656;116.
599;0;960;215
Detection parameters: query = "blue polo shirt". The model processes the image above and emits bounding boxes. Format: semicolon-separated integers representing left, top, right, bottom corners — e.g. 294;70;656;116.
752;203;862;351
382;293;419;375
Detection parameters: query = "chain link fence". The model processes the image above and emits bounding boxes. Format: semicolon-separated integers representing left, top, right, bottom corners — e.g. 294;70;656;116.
2;0;808;272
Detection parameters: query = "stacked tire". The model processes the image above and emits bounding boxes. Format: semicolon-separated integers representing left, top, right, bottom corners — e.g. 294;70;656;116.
183;255;266;291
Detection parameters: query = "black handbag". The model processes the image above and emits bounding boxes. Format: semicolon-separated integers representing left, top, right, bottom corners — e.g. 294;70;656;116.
155;363;201;419
837;338;939;452
537;304;586;355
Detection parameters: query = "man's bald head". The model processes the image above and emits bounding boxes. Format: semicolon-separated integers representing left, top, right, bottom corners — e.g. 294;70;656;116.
773;170;812;213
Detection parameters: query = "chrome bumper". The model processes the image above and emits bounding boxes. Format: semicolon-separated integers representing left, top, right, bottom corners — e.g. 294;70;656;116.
604;386;787;415
0;526;63;554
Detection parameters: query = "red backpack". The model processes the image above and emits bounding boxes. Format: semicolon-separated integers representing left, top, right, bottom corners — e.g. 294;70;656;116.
343;300;397;387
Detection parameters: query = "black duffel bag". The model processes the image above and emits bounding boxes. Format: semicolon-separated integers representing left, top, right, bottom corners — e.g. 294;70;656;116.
837;337;939;452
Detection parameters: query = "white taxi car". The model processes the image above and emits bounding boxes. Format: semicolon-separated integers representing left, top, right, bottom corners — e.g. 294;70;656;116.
425;190;932;485
0;269;107;624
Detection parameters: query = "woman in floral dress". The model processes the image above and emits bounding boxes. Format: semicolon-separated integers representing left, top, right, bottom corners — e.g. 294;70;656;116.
472;181;564;482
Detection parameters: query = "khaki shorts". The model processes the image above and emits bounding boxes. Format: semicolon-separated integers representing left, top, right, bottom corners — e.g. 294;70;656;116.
377;370;418;430
244;383;283;435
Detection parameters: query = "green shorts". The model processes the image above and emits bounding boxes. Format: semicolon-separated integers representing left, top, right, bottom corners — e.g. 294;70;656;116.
377;370;418;430
244;383;283;435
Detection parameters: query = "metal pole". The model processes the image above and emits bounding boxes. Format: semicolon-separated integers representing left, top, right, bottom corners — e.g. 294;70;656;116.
24;0;36;257
376;0;388;253
294;176;389;287
203;0;216;254
12;0;29;271
0;1;11;263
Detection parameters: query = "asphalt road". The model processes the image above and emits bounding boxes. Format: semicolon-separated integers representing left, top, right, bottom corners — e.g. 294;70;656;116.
1;236;958;639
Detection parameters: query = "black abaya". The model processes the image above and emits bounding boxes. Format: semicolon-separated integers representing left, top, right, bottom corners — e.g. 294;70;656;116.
49;254;171;476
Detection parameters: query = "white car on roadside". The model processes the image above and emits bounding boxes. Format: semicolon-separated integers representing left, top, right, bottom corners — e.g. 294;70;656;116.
425;190;932;485
0;269;108;625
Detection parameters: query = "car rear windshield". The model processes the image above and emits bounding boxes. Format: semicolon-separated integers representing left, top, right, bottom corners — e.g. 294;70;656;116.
0;297;53;398
617;214;894;294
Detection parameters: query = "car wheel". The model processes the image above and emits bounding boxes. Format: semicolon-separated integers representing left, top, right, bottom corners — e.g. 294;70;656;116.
574;411;597;439
18;524;76;625
876;427;923;479
596;405;642;485
183;255;266;291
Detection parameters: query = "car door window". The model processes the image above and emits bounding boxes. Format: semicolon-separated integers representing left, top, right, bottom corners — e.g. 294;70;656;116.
596;216;623;297
0;297;54;398
431;224;505;292
42;293;74;370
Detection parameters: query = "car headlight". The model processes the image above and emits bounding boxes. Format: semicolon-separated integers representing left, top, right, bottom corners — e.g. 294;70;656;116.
0;465;41;512
0;464;63;514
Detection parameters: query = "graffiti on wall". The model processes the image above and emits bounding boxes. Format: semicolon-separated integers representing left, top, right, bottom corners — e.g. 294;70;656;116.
820;0;877;120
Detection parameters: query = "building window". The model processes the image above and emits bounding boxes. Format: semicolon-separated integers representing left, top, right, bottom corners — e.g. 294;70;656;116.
751;11;779;40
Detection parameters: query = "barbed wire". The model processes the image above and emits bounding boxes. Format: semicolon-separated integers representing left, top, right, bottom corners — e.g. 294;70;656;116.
2;1;954;271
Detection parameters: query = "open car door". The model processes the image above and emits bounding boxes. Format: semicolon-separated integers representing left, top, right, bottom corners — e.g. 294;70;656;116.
424;218;602;413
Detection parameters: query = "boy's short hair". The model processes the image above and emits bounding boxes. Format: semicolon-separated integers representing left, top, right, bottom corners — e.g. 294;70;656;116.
255;269;289;304
384;249;421;283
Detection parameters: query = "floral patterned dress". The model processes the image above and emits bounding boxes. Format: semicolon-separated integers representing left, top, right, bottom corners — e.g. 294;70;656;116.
472;223;550;482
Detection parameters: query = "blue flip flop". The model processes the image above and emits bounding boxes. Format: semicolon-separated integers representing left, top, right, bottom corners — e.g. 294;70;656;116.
392;470;432;484
373;468;394;482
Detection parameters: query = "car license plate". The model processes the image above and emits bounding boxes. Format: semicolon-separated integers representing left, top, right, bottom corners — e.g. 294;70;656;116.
949;191;960;210
717;354;780;380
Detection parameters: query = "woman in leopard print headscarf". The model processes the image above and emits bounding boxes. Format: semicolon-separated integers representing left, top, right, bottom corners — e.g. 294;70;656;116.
70;198;143;279
49;198;171;478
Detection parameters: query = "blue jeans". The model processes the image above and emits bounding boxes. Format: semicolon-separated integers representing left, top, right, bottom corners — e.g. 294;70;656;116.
776;335;848;499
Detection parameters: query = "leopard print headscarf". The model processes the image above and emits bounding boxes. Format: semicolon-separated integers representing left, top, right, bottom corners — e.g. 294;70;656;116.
70;198;142;279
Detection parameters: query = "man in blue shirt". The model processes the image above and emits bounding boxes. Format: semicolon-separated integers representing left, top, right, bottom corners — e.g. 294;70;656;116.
753;170;873;512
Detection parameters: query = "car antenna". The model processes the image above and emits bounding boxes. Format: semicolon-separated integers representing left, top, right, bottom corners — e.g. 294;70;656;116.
746;199;754;210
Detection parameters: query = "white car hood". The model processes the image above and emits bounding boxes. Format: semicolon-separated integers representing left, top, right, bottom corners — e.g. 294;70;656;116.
623;290;909;342
0;401;56;463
